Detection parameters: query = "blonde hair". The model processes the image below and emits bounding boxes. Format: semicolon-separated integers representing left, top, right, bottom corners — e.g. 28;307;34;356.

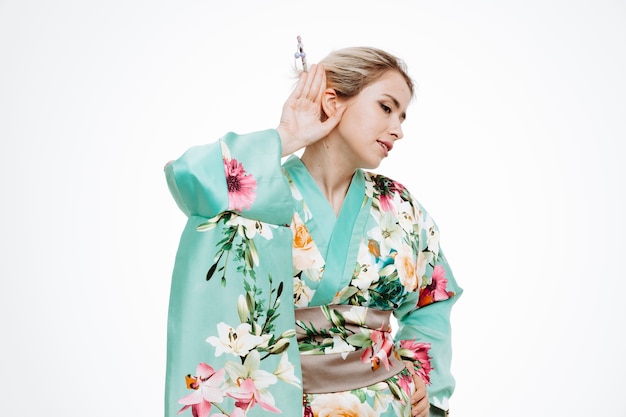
319;47;414;98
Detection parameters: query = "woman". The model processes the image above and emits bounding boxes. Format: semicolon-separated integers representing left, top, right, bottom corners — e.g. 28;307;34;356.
164;46;461;417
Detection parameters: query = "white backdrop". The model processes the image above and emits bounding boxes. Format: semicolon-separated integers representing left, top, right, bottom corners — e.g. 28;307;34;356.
1;1;625;416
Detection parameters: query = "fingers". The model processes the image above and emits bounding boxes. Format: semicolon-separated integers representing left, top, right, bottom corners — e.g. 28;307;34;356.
308;64;325;102
411;396;430;417
301;63;317;100
411;372;427;402
292;64;325;102
288;66;307;102
411;372;429;417
411;386;428;417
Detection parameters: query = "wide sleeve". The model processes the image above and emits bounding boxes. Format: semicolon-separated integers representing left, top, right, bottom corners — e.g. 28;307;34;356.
393;213;463;411
164;129;303;417
164;129;293;225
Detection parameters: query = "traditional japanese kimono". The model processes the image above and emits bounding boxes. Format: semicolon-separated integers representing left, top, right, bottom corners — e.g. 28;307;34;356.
164;130;462;417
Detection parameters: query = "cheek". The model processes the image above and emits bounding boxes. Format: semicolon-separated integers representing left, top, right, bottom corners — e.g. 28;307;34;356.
336;112;360;136
342;110;371;134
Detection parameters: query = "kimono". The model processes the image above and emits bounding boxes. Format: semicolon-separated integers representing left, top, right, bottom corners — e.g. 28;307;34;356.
164;129;462;417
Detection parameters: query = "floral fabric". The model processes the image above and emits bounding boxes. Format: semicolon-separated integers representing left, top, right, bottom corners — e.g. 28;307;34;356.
164;130;462;417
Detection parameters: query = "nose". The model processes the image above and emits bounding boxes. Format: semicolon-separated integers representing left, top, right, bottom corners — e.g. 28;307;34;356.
389;120;403;141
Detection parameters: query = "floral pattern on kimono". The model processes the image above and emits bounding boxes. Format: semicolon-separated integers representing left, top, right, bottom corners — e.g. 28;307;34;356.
164;130;462;417
284;161;457;416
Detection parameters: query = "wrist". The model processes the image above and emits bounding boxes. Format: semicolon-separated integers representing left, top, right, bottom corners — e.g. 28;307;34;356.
276;125;301;157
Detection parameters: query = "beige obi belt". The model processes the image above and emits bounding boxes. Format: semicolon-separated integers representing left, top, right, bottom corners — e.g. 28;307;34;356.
295;305;406;394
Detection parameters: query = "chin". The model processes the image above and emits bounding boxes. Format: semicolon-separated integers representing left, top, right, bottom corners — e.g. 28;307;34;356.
361;160;383;170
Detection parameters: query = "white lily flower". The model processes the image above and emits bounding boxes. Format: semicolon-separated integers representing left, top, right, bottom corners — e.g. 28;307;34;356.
368;210;404;256
394;194;416;234
206;322;263;357
224;350;277;390
293;277;315;307
273;352;301;387
343;306;368;326
352;242;379;290
226;215;274;240
324;336;356;359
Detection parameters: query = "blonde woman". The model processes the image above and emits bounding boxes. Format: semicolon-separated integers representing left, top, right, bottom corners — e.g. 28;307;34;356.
164;46;461;417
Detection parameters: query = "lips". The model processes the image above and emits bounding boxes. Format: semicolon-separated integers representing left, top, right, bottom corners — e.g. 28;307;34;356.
377;140;393;156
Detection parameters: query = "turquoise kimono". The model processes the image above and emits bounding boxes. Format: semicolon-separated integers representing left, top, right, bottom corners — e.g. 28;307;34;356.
164;130;462;417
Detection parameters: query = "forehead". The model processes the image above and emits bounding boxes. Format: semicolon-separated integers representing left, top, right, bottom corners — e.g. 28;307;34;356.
363;71;412;108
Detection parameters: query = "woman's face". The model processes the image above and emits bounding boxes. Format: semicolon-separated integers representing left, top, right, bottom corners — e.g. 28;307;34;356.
333;70;411;170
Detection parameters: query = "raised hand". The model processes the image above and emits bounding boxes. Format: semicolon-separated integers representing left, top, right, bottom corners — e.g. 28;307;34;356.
276;63;345;156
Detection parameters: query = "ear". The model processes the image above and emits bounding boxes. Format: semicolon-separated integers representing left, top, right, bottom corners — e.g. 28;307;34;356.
321;88;339;121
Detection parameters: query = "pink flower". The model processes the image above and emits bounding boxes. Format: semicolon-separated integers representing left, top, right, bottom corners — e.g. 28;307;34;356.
398;340;433;385
431;265;450;300
378;192;395;212
396;371;414;402
376;180;407;212
211;407;245;417
360;329;395;371
177;363;226;417
417;264;452;307
223;158;257;212
227;378;281;414
399;340;430;363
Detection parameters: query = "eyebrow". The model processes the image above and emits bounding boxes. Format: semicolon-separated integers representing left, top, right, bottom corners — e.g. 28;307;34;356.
383;94;407;121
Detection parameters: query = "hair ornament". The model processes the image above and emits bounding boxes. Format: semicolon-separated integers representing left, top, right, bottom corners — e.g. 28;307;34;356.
294;35;308;72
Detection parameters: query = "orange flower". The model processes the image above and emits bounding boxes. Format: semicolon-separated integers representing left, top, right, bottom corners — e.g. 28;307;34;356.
310;392;377;417
292;220;324;274
368;239;381;257
396;245;421;292
293;223;313;250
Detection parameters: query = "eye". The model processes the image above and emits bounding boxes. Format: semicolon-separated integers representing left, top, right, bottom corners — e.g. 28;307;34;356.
380;103;392;114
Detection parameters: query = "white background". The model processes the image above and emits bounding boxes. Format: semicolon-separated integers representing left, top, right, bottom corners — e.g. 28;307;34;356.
1;1;625;416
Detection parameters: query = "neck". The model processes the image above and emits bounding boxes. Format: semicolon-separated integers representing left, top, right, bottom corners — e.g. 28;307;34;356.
300;138;356;216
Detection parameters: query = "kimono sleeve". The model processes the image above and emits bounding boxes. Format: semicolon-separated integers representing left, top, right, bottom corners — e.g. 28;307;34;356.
164;129;293;225
394;232;463;410
163;129;303;417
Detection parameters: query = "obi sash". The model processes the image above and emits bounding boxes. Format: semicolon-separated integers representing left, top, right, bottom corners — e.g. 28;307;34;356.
295;305;406;394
